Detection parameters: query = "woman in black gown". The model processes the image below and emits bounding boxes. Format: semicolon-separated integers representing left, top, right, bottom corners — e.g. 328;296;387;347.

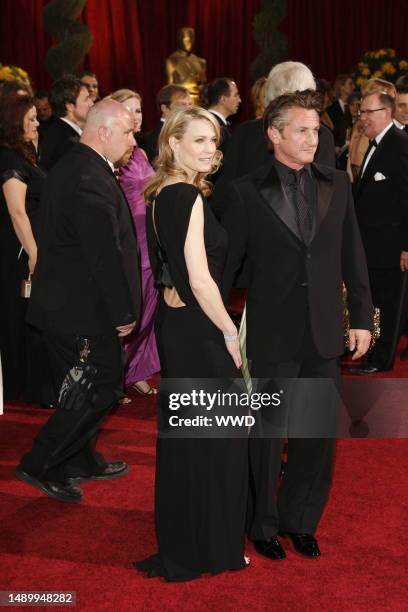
135;107;248;581
0;94;48;403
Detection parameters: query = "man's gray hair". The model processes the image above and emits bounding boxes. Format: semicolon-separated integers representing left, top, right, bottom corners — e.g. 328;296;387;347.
361;90;395;113
265;61;316;106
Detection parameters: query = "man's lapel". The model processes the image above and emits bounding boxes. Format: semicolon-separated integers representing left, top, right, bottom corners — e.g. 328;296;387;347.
256;162;335;242
258;164;302;241
311;163;334;235
355;145;380;195
355;125;395;196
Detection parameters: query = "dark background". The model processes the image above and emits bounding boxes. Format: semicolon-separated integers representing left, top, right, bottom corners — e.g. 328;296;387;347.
1;0;407;128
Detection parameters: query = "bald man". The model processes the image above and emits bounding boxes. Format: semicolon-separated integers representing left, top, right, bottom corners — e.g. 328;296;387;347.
17;101;141;502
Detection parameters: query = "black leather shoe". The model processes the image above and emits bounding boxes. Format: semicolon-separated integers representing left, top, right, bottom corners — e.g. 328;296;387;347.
16;468;83;503
253;537;286;560
69;461;129;482
348;363;385;375
282;533;321;557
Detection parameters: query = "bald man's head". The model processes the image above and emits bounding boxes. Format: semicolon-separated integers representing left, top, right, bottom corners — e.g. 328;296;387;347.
81;99;136;163
84;99;129;129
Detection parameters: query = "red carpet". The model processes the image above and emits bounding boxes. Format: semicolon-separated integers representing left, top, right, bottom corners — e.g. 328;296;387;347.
1;390;407;611
1;290;407;610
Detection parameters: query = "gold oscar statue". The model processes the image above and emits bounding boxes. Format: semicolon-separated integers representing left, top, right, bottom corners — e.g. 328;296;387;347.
166;27;206;105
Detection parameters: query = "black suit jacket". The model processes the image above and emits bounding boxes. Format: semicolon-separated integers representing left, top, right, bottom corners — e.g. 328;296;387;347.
38;116;56;146
327;100;352;147
143;122;163;164
28;144;141;335
39;118;81;171
222;161;372;363
208;111;231;185
212;118;336;218
208;111;231;155
354;125;408;269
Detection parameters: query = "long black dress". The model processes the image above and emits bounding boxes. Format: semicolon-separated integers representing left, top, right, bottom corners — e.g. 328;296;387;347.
137;183;248;581
0;146;47;403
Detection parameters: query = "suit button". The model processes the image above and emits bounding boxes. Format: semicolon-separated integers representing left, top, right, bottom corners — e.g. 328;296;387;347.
301;282;308;287
306;253;311;260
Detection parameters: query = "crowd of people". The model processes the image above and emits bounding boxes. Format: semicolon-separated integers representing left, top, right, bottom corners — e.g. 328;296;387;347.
0;58;407;580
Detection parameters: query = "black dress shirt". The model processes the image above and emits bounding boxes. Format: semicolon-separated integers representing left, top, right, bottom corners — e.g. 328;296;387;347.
272;157;317;241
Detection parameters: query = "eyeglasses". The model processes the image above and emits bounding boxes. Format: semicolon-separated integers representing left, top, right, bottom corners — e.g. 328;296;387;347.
358;107;387;117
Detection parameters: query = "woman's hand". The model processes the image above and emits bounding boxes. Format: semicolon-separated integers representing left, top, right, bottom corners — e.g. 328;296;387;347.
116;321;136;337
224;334;242;370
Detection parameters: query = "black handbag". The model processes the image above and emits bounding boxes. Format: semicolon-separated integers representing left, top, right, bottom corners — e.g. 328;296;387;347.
57;338;98;411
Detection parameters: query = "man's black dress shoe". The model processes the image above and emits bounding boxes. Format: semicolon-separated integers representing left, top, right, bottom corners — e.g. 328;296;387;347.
282;533;321;557
16;468;83;503
348;363;384;375
253;537;286;560
69;460;129;482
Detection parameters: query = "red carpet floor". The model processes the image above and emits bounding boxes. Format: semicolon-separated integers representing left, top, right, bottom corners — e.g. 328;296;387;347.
1;290;407;610
1;388;407;611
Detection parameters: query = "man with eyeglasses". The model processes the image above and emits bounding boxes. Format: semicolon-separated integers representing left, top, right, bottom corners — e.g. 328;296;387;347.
351;89;408;374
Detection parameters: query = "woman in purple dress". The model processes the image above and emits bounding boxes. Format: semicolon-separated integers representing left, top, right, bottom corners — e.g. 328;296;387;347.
111;89;160;395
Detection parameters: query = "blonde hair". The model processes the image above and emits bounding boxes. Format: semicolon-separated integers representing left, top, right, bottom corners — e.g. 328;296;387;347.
362;78;396;98
107;88;141;103
251;76;267;118
144;106;221;202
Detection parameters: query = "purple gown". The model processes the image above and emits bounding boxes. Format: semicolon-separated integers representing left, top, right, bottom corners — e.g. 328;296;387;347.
119;147;160;384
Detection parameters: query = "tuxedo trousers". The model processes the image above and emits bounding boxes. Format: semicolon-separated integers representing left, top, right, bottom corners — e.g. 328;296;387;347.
367;268;407;369
19;330;124;482
248;320;339;540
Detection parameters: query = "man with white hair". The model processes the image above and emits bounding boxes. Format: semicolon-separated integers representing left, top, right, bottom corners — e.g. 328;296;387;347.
17;100;141;502
212;62;335;219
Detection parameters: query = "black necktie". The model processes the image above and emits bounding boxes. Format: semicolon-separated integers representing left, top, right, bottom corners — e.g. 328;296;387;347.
288;169;312;243
404;125;408;133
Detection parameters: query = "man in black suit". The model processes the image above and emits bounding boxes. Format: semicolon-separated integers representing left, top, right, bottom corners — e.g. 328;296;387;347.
201;77;241;185
142;85;191;164
205;77;241;153
350;90;408;374
213;61;336;291
40;75;93;171
17;100;141;502
222;91;372;559
212;61;336;220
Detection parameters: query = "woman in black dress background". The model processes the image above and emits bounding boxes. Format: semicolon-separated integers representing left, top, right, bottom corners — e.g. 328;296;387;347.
0;94;49;403
136;107;248;580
